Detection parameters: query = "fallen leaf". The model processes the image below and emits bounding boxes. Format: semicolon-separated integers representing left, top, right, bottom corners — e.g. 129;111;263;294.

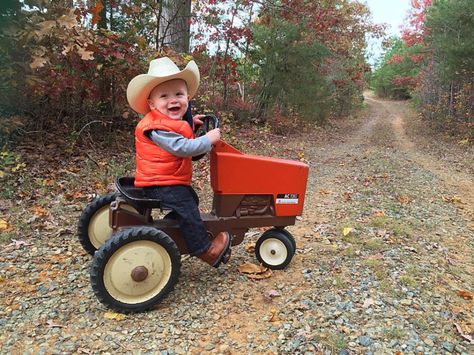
343;192;352;201
363;298;375;308
238;263;273;279
244;242;255;253
263;290;281;300
238;263;267;274
247;269;273;280
373;210;385;217
33;205;49;217
342;227;354;236
456;290;473;300
319;189;331;196
396;195;410;204
457;138;469;145
46;319;63;328
376;229;388;237
104;312;126;321
6;239;32;249
442;195;463;204
269;309;280;322
0;219;12;231
453;322;474;344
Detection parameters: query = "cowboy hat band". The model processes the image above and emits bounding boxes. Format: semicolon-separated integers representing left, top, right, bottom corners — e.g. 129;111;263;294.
127;57;200;115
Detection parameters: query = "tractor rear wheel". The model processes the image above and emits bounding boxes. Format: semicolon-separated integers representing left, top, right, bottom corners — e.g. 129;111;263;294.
255;229;295;270
77;192;142;255
90;226;181;313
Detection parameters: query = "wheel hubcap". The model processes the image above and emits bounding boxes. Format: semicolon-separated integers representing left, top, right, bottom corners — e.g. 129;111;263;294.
104;240;172;304
260;239;288;266
131;266;149;282
88;204;137;249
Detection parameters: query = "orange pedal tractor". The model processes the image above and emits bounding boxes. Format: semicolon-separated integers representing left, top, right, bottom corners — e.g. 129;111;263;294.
77;115;309;313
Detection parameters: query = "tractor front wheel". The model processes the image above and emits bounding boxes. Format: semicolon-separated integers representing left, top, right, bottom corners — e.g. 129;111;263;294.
255;229;295;270
90;226;181;313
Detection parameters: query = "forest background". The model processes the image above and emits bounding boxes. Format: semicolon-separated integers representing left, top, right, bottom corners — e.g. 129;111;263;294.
0;0;473;190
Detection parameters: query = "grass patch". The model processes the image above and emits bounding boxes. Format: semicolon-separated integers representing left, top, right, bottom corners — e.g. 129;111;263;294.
383;326;404;340
363;258;389;280
318;332;347;352
343;246;357;257
364;238;384;251
405;264;423;278
369;216;413;238
333;275;348;289
399;275;418;288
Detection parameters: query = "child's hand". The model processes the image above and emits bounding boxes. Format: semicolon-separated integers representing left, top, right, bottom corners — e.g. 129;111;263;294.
193;114;205;126
205;128;221;144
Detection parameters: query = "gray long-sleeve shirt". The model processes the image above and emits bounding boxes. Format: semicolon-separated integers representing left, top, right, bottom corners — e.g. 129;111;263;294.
146;130;212;157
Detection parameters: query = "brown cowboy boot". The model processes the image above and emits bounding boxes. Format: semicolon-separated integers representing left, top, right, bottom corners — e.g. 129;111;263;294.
198;231;231;267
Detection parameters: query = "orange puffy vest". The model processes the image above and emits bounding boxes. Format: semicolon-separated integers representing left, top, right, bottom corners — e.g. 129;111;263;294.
134;110;194;187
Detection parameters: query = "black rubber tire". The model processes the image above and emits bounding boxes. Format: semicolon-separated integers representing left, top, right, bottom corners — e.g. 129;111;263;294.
255;229;295;270
77;192;142;255
273;227;297;252
90;226;181;313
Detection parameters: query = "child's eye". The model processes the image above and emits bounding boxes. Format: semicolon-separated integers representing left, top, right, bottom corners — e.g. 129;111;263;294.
177;92;184;96
160;94;167;98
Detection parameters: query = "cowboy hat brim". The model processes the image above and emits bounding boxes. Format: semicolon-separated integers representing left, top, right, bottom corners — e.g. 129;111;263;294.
127;60;199;115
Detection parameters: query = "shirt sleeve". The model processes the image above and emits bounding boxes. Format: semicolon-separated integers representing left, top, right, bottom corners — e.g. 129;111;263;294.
147;130;212;157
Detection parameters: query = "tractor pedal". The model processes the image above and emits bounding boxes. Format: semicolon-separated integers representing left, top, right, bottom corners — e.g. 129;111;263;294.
213;246;231;268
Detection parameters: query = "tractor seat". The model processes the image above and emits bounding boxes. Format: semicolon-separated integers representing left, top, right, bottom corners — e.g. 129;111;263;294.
115;177;162;209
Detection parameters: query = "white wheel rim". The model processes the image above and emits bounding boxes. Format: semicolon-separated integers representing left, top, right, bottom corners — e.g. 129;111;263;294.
259;238;288;266
104;240;172;304
88;204;137;248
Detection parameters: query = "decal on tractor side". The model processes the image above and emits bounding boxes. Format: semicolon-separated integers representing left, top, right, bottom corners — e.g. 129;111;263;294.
276;193;299;204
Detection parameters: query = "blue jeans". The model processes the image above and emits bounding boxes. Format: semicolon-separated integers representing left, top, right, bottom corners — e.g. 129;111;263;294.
144;185;211;256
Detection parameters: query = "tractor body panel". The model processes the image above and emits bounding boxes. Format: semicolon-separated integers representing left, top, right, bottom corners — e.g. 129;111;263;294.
210;141;309;216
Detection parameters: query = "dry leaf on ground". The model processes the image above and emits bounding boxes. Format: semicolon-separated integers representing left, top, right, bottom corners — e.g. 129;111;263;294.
442;195;463;204
0;219;12;231
104;312;126;321
269;309;280;322
263;290;281;300
396;195;411;204
342;227;354;236
245;242;256;253
373;210;385;217
453;322;474;344
238;263;273;280
456;290;473;300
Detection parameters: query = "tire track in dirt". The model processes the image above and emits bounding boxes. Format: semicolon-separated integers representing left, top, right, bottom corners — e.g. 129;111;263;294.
365;93;474;222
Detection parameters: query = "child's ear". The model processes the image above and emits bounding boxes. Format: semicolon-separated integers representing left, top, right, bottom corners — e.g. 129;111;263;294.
147;99;154;109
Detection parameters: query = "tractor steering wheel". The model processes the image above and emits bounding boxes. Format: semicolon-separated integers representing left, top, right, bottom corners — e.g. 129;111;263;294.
192;114;219;161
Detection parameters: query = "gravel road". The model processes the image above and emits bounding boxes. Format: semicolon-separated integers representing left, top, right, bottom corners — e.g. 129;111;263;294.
1;94;473;354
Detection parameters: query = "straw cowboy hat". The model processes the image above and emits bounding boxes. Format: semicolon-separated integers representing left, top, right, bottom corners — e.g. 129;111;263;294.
127;57;200;115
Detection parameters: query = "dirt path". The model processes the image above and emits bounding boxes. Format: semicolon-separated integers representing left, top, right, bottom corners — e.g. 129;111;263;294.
365;92;474;217
1;95;473;353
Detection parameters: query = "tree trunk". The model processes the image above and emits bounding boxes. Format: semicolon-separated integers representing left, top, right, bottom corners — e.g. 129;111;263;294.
159;0;191;53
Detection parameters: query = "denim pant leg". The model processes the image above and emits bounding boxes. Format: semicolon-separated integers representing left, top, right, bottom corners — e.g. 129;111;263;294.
146;185;211;256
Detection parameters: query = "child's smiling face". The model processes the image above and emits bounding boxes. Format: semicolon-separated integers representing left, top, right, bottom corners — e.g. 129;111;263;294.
148;79;189;120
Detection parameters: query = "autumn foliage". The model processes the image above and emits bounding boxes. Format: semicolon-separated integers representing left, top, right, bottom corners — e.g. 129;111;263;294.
371;0;473;135
0;0;382;147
